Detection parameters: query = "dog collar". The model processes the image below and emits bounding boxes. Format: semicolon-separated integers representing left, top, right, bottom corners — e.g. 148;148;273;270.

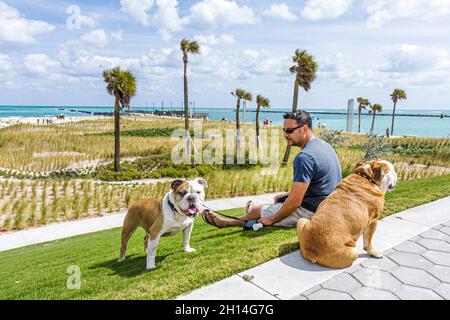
167;197;182;215
353;171;379;185
167;197;176;212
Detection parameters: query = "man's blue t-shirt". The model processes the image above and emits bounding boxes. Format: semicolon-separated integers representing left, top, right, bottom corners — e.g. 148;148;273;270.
293;137;342;212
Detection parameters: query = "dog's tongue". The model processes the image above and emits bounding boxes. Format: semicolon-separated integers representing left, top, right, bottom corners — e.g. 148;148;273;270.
188;207;198;215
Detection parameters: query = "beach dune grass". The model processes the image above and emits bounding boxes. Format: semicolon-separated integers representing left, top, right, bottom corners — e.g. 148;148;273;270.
0;174;449;300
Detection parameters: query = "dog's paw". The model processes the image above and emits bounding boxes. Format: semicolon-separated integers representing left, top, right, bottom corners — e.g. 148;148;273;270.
117;257;125;263
146;264;156;270
367;248;383;258
184;247;196;253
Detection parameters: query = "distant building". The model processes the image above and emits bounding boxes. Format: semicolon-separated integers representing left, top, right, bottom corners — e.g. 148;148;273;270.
346;99;354;132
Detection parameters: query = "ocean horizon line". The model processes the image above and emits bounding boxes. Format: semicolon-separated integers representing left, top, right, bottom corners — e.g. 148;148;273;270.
1;105;449;114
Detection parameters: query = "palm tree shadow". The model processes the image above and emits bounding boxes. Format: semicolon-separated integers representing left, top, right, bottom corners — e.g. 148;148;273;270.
91;252;173;278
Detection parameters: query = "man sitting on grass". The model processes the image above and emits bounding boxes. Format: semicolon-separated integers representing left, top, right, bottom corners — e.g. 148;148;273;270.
202;110;342;228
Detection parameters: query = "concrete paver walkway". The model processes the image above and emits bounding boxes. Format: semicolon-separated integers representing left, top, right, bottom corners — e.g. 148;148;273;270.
295;222;450;300
179;196;450;300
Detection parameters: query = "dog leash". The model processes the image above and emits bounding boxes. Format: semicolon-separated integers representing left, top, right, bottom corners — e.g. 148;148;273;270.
202;203;243;220
202;203;264;230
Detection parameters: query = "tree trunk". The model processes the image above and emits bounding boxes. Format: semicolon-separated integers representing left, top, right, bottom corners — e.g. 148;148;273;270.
236;98;241;154
370;111;376;134
292;79;299;113
282;79;299;165
114;95;120;172
358;107;362;133
391;102;397;136
183;56;191;158
256;104;260;150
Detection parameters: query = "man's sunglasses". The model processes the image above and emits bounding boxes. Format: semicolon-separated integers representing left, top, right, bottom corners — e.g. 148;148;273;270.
282;125;304;134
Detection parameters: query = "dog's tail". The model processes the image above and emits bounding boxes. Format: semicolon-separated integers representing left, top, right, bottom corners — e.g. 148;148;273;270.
296;218;315;261
296;218;309;244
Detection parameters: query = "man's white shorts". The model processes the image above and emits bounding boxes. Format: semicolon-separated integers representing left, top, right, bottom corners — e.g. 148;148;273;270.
260;203;315;227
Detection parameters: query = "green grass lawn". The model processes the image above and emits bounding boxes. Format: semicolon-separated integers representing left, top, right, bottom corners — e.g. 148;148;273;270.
0;174;449;300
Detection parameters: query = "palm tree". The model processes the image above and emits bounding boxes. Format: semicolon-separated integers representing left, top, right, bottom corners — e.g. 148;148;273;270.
103;67;137;172
356;97;370;133
282;49;318;165
180;39;200;156
390;88;407;136
255;94;270;151
369;103;383;135
231;88;252;151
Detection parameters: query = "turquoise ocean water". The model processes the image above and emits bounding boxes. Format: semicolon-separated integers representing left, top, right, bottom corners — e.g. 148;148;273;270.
0;105;449;138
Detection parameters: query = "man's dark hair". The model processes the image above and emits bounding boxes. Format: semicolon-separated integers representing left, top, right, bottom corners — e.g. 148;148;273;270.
283;110;313;129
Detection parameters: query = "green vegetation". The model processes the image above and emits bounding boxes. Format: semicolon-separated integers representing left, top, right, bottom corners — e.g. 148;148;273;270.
0;117;448;231
0;174;448;299
98;128;190;137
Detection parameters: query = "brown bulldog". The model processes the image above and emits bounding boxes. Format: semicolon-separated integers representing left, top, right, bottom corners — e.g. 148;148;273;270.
118;178;207;270
297;160;397;269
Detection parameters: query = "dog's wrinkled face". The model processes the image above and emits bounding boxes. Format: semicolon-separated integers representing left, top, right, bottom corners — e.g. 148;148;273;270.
170;178;207;217
355;160;397;192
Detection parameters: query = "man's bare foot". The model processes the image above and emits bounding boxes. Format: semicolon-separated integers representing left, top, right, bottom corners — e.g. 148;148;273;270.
202;210;236;228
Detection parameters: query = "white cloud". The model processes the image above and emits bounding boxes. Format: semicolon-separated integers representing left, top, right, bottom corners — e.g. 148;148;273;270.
0;54;12;72
120;0;154;26
81;29;109;47
263;3;297;22
381;44;450;73
0;1;54;44
120;0;186;41
192;48;290;81
24;54;60;74
188;0;259;27
152;0;188;40
366;0;450;29
79;13;101;28
301;0;353;21
193;34;235;46
111;31;123;41
318;46;450;90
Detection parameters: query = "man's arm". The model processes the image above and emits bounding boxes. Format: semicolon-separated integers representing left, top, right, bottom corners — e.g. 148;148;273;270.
259;182;309;225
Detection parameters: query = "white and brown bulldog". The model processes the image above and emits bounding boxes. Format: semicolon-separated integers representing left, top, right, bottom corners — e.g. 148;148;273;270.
118;178;207;270
297;160;398;269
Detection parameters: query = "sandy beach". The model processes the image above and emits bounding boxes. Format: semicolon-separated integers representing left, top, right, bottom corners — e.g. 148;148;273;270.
0;115;107;128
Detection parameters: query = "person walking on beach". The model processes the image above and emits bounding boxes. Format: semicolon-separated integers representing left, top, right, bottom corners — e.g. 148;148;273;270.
202;110;342;228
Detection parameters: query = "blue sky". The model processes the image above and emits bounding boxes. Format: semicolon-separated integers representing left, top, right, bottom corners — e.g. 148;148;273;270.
1;0;450;110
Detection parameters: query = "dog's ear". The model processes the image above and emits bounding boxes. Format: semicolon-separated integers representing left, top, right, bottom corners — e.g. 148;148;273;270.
371;161;385;182
171;179;186;191
196;178;207;188
355;160;366;169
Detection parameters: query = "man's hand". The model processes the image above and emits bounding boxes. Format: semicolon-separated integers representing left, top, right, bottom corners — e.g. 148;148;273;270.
258;216;275;226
